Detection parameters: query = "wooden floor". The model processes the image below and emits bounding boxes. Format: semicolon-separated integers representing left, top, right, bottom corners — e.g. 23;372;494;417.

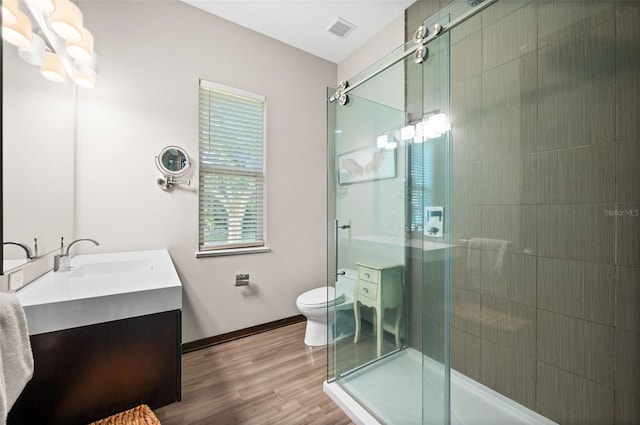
154;322;355;425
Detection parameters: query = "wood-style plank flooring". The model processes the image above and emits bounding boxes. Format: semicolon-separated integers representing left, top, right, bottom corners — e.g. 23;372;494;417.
154;322;355;425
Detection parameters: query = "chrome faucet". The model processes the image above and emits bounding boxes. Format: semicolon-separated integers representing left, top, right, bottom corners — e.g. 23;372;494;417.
3;238;38;260
54;238;100;272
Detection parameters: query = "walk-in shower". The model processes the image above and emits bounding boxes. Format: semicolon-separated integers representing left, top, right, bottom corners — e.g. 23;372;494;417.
325;0;640;424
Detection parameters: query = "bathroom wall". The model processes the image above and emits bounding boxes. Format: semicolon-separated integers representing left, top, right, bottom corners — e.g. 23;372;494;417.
408;0;640;423
74;0;336;343
337;14;404;84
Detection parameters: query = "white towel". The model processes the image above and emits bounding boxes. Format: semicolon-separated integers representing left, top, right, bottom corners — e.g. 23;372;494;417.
0;293;34;425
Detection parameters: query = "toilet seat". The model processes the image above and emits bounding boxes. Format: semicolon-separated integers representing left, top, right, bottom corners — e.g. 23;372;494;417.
297;287;344;308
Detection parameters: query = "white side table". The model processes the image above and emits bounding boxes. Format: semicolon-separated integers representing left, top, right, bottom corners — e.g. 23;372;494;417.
353;262;404;357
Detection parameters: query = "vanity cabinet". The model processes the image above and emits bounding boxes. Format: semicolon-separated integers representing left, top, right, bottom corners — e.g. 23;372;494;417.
353;262;404;357
7;310;181;425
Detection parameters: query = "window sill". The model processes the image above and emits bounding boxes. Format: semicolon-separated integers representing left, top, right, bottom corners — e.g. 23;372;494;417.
196;246;271;258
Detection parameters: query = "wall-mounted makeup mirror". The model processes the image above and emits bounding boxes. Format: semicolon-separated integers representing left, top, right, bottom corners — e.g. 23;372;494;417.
155;146;192;191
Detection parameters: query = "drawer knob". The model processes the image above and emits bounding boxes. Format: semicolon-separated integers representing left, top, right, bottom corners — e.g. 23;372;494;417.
364;273;370;278
363;287;369;293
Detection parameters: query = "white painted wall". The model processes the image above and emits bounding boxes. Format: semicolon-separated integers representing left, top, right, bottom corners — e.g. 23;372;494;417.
75;0;336;343
337;14;405;84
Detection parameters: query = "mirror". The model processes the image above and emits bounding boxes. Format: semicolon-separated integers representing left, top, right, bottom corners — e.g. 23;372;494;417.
2;41;76;274
157;146;191;176
155;146;192;191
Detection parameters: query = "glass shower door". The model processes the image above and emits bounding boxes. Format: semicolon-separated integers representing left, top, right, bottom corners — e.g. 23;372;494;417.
415;21;451;425
327;22;451;424
330;81;416;424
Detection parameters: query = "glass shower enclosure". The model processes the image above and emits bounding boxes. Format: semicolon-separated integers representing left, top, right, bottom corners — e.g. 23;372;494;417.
326;15;452;425
327;0;640;423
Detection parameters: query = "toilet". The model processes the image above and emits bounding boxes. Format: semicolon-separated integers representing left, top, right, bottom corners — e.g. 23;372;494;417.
296;269;356;346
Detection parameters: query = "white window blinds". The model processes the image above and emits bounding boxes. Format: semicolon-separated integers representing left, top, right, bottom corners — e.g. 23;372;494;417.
199;80;266;251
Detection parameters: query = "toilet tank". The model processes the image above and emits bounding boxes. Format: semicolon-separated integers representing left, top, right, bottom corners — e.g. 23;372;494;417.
336;268;357;302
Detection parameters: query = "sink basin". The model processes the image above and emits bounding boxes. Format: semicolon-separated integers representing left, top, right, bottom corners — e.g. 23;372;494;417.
15;249;182;335
68;259;153;278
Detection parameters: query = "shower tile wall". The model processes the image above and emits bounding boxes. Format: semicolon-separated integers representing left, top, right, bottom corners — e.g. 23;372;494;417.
406;1;640;424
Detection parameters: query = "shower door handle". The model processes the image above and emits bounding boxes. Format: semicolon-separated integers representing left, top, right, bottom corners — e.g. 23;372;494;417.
334;220;350;278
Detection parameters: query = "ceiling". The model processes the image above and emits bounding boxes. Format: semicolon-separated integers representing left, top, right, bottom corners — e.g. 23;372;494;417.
180;1;416;64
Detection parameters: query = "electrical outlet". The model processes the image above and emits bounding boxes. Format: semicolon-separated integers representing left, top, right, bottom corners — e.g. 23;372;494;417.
8;269;25;291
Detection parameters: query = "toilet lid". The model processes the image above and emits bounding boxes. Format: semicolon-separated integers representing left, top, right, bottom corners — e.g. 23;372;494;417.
297;287;345;308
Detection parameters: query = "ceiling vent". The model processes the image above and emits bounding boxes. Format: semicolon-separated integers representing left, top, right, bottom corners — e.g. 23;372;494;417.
326;17;356;39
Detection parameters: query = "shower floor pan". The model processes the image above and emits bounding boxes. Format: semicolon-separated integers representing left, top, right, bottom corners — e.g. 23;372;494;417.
325;348;557;425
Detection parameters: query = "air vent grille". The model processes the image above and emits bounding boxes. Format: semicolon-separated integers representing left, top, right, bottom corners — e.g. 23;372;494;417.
327;17;356;38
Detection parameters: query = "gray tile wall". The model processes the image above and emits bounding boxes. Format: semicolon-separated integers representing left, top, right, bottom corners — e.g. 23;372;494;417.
405;0;640;423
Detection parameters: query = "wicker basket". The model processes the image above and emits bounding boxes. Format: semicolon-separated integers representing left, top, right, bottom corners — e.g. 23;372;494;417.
89;404;160;425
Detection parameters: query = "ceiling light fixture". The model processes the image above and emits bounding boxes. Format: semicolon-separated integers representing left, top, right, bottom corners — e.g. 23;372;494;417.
50;0;83;41
41;51;66;82
17;32;45;65
73;52;98;78
1;0;19;24
2;0;99;87
66;26;93;61
25;0;53;13
72;69;94;88
2;9;32;47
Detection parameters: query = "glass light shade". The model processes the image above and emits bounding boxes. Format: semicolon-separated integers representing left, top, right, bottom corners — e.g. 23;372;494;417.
377;135;388;149
414;121;424;136
1;0;19;25
400;125;415;141
18;33;46;66
413;121;425;143
72;69;95;88
41;52;67;82
74;51;98;78
423;113;451;139
424;127;441;140
1;9;32;48
66;27;93;62
50;0;83;41
25;0;54;13
429;113;451;133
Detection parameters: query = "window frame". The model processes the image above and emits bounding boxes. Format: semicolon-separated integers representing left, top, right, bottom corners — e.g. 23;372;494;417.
196;79;270;258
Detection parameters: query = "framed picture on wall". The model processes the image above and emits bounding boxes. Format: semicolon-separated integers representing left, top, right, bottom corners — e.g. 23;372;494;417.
337;146;396;185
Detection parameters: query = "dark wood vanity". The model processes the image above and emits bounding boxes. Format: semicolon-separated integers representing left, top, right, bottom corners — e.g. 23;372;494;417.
7;310;181;425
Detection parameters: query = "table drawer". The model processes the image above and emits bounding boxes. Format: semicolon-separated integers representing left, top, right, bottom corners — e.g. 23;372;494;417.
357;280;378;301
358;266;380;283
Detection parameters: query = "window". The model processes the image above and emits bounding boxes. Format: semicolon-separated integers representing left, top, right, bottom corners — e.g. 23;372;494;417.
198;80;267;254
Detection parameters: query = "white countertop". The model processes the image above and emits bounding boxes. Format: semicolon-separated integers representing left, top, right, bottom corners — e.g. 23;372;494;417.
350;235;456;251
16;249;182;335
